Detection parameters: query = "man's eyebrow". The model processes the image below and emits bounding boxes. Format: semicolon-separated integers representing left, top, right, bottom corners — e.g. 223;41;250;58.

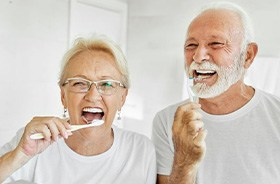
185;37;196;42
209;35;224;39
184;38;197;48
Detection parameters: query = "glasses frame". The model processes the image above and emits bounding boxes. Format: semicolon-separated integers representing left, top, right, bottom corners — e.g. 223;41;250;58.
62;77;125;96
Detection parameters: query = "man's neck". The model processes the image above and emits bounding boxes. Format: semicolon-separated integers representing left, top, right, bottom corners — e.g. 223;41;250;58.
199;81;255;115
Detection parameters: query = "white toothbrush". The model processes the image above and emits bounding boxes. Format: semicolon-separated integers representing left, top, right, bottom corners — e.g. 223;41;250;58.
187;77;195;102
30;119;104;140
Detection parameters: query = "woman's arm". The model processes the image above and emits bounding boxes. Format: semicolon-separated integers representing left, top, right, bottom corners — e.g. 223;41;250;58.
0;116;71;182
0;147;31;183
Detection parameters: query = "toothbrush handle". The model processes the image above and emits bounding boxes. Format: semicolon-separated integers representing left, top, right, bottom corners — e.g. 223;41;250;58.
29;133;44;140
30;130;71;140
187;77;195;102
29;120;104;140
187;87;194;102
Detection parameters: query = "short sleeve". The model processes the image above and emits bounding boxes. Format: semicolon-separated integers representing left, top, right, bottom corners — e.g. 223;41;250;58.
144;140;157;184
0;128;24;156
152;111;174;175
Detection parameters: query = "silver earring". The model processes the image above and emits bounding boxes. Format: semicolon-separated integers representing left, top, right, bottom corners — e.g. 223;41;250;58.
117;110;121;120
63;108;67;118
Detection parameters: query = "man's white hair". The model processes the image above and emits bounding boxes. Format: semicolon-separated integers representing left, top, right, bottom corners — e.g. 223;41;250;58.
196;1;255;50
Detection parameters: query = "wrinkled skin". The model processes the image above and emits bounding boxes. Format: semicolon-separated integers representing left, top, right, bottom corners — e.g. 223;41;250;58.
18;117;71;158
172;102;206;169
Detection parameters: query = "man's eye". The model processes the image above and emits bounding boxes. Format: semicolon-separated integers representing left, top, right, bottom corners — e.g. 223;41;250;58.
72;81;87;87
185;43;198;50
209;42;224;48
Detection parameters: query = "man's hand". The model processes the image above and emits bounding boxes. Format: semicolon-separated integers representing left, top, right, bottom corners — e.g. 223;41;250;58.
172;102;206;167
158;102;207;184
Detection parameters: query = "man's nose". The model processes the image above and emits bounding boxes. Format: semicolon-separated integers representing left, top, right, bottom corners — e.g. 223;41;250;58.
84;84;102;102
193;45;209;63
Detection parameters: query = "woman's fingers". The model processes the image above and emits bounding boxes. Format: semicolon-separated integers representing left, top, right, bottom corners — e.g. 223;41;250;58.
48;118;71;140
36;123;52;141
46;121;61;141
28;117;71;141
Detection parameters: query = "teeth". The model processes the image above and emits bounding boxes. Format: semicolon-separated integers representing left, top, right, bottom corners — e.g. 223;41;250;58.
83;107;103;113
196;75;210;79
196;70;216;74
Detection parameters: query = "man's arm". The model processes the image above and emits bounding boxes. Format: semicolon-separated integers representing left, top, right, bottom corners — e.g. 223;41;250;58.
157;170;196;184
156;152;199;184
157;169;196;184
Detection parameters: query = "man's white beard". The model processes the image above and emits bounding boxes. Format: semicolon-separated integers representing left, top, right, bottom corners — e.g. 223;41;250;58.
189;52;246;99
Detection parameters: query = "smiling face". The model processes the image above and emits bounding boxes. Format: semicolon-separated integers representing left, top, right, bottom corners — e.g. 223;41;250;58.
60;50;127;129
185;9;246;98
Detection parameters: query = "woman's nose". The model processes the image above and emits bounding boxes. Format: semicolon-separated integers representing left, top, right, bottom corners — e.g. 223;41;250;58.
193;45;209;63
84;84;102;102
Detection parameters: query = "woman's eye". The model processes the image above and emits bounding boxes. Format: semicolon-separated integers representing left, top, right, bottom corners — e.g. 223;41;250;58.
101;82;113;87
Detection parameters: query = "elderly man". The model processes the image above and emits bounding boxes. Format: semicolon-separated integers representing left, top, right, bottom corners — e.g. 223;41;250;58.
152;2;280;184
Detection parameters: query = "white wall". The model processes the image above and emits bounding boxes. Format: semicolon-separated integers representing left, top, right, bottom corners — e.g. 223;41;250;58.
0;0;69;146
126;0;280;138
1;0;280;146
0;0;127;146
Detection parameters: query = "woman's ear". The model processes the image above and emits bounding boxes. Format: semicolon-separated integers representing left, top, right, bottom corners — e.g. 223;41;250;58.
60;87;67;108
119;89;128;110
244;42;258;69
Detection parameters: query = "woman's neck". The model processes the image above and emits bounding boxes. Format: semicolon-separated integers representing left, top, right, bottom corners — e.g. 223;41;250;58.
64;127;114;156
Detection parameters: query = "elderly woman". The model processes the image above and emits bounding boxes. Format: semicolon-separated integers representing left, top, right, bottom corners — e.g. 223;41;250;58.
0;35;156;183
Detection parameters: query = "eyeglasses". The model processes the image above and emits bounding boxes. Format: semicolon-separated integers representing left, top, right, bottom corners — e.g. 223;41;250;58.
62;77;125;96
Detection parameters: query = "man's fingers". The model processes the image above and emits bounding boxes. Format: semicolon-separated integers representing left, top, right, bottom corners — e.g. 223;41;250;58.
182;111;202;124
174;103;201;122
188;120;204;136
193;129;207;147
173;103;202;131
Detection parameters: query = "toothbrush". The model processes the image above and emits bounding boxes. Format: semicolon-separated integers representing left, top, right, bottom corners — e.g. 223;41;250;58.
187;77;195;102
30;119;104;140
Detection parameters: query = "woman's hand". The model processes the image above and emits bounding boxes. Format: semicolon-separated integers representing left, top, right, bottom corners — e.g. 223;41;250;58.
0;117;72;183
17;116;72;158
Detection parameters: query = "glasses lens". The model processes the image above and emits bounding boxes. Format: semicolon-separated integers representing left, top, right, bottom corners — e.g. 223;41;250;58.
68;79;89;92
97;81;119;95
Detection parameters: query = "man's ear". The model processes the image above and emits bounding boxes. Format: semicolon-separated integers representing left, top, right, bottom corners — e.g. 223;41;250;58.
60;87;67;109
244;42;258;69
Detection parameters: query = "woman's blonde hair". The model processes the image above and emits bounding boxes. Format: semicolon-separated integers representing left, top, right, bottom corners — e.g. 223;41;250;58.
58;35;130;88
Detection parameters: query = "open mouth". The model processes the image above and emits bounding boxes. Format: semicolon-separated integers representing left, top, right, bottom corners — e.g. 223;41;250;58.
194;70;217;81
82;107;104;124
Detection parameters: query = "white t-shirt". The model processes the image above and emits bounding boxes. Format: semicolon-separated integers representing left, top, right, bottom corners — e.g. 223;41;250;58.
1;126;156;184
152;89;280;184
